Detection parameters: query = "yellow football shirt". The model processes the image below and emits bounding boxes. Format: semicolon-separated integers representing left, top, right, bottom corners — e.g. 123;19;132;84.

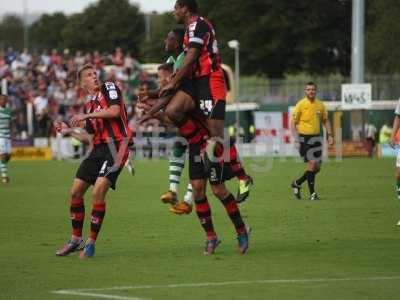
292;97;328;135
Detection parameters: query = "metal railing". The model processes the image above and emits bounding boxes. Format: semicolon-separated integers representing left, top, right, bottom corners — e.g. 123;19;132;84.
239;74;400;104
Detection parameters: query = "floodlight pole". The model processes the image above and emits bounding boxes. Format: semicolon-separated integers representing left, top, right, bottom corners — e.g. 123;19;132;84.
228;40;240;143
351;0;364;84
23;0;29;49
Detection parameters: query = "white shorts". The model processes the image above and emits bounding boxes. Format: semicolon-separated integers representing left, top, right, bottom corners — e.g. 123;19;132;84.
0;138;11;155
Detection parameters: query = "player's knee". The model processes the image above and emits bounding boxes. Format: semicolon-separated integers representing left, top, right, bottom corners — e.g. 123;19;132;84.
309;160;319;171
191;181;206;199
70;188;84;200
211;184;229;200
164;105;181;124
91;188;106;202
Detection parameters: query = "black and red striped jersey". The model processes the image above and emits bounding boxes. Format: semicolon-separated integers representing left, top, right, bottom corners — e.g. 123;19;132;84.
84;82;132;146
183;15;222;78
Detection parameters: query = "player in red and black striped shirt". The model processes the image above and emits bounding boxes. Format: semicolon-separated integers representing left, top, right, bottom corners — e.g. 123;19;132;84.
159;0;250;255
55;64;132;259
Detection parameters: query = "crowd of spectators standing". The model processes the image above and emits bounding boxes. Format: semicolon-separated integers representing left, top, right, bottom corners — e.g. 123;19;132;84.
0;46;162;140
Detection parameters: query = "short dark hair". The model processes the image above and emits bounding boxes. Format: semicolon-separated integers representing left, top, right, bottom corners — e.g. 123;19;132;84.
139;80;151;88
306;81;317;88
171;28;185;51
176;0;198;13
158;63;173;73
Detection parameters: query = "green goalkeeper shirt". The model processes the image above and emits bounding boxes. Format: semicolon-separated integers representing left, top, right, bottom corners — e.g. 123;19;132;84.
0;106;11;139
166;52;185;72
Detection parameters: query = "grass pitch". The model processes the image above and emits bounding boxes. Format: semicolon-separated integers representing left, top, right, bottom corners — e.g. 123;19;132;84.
0;157;399;300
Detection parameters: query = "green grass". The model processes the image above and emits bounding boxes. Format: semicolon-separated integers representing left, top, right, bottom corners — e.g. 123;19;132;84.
1;158;400;300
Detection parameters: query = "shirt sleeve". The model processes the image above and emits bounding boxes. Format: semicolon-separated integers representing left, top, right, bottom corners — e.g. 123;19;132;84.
101;82;122;106
321;102;328;122
188;19;210;49
292;103;301;123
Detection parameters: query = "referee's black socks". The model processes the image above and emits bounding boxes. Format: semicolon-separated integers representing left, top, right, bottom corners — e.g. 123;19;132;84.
307;171;316;194
295;171;310;186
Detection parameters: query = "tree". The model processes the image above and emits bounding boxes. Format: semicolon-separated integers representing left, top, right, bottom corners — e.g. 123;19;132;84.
199;0;351;78
62;0;145;54
140;12;178;63
0;15;25;50
366;0;400;74
29;12;68;50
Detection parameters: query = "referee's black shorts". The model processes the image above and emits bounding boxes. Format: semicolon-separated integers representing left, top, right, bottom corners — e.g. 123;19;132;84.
299;135;323;163
75;143;128;190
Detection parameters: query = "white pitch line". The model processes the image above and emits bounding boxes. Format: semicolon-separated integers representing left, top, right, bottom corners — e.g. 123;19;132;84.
52;276;400;295
53;290;145;300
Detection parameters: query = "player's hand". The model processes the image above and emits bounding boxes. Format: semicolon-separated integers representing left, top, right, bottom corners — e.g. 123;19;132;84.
136;100;152;112
389;137;397;149
53;121;69;133
327;135;334;146
138;113;152;124
159;82;177;97
70;114;87;127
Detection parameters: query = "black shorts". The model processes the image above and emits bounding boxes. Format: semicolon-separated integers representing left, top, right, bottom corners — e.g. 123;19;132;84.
193;70;227;120
178;78;196;101
188;143;233;185
76;143;128;190
299;135;323;163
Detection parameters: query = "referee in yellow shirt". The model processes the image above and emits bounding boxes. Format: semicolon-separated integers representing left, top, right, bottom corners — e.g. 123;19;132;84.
291;82;334;200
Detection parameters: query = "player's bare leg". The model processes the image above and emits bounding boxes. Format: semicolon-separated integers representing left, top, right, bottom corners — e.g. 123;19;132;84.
160;91;196;205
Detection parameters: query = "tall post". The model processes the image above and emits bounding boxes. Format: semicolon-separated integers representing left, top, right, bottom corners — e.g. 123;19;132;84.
234;42;240;143
351;0;365;83
228;40;241;143
145;14;151;42
23;0;29;49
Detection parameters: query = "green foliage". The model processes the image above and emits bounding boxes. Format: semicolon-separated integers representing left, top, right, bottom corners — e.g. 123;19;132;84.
0;15;25;49
29;12;68;50
61;0;145;53
366;0;400;74
140;12;178;63
199;0;351;78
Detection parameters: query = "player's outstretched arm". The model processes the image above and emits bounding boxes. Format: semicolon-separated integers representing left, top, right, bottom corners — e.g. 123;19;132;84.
70;105;120;127
138;94;174;124
54;121;93;144
160;47;200;96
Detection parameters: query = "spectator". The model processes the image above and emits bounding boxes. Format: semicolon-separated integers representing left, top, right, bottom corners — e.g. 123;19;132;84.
379;122;392;144
33;89;50;137
365;122;377;157
5;47;17;65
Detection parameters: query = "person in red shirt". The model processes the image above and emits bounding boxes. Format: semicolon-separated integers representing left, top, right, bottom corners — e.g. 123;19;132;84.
55;64;132;259
156;0;250;255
